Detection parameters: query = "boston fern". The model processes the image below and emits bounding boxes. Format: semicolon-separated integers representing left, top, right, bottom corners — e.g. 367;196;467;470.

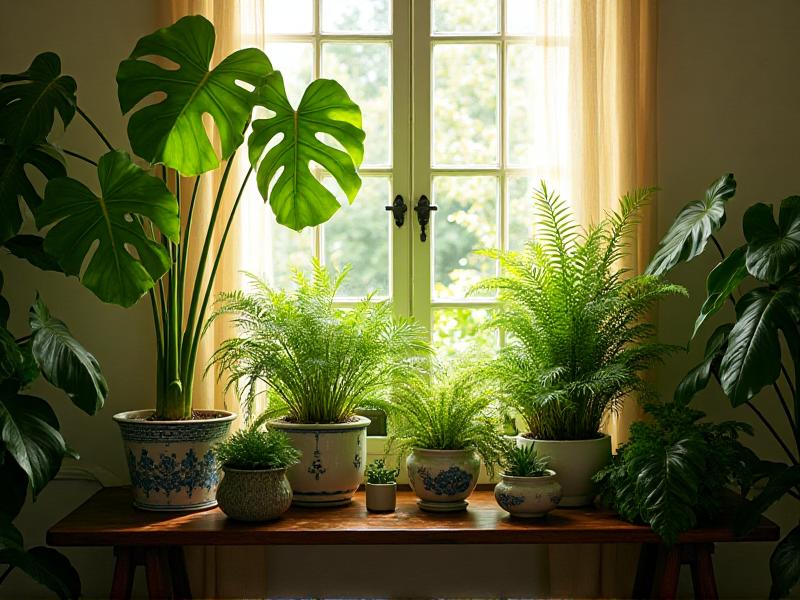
214;427;300;471
594;398;754;547
210;260;429;424
474;184;685;440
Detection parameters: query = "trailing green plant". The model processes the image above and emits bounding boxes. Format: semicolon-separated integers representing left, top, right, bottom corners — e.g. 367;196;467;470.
211;261;430;425
214;427;300;471
473;183;685;440
593;398;754;547
500;443;550;478
0;15;365;421
648;173;800;598
365;458;400;484
374;362;505;477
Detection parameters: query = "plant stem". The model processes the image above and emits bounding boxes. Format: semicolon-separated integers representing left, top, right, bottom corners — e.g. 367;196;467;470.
710;234;726;260
745;400;798;466
0;565;14;586
76;106;113;151
179;177;201;304
62;148;97;166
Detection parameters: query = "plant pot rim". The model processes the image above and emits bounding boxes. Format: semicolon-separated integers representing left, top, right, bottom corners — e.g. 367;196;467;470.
365;481;397;488
501;470;557;482
518;433;611;444
222;466;288;474
113;409;237;425
411;447;476;455
268;415;371;430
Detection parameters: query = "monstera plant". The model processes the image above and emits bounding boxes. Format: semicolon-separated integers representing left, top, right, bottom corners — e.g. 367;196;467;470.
649;174;800;598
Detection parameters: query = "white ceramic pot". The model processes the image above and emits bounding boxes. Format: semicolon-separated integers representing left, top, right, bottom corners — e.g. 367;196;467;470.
216;467;293;521
113;409;236;511
365;482;397;512
269;416;369;506
494;470;562;518
406;448;480;512
517;434;611;507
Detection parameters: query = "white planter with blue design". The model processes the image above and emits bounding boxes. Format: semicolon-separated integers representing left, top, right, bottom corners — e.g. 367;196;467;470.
269;416;369;507
406;448;480;512
113;409;236;511
494;470;562;518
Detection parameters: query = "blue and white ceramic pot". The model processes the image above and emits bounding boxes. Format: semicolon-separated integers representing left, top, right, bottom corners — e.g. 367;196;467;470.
269;416;370;507
494;470;562;518
113;409;236;511
406;448;480;512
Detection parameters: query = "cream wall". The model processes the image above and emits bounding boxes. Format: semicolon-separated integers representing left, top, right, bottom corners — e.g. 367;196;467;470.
657;0;800;598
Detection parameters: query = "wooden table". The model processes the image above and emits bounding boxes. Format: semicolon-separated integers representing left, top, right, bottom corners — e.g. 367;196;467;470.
47;486;779;599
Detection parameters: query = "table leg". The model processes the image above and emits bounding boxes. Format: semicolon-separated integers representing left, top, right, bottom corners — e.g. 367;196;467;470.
633;543;659;598
110;546;136;600
144;547;172;599
168;546;192;600
655;545;682;599
690;543;719;599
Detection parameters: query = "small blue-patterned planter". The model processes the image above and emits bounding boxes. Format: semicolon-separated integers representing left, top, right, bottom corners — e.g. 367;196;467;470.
407;448;480;512
113;409;236;511
494;470;562;518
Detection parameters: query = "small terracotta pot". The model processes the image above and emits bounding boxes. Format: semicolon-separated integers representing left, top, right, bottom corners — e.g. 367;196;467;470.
366;482;397;512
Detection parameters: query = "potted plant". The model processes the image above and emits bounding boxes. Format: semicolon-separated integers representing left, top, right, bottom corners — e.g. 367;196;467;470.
210;262;429;506
494;442;562;518
365;458;400;512
214;426;300;521
0;16;365;511
647;173;800;597
473;183;684;506
376;363;504;512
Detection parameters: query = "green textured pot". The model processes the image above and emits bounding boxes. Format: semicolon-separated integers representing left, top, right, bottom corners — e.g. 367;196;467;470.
216;467;293;521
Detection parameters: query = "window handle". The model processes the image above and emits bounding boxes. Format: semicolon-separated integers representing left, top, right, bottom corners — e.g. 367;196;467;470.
414;195;438;242
385;195;407;228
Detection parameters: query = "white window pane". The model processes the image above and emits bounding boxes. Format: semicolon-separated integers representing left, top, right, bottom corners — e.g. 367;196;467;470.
432;0;498;34
265;42;313;108
432;308;497;360
321;0;391;34
433;44;499;166
264;0;313;34
506;0;571;37
508;175;534;251
433;176;498;299
322;176;391;298
322;43;392;167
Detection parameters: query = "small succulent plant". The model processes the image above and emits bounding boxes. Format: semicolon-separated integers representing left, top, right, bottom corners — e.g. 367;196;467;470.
365;458;400;484
501;443;550;477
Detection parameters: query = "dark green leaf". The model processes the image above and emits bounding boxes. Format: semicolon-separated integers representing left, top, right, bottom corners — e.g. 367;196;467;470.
249;72;365;231
744;196;800;283
29;298;107;415
674;323;732;404
0;143;66;244
117;15;272;176
0;52;76;146
0;538;81;600
4;234;61;272
0;272;9;327
693;247;747;337
0;454;29;519
0;329;38;390
646;173;736;276
0;517;23;551
770;525;800;599
720;285;798;406
0;394;65;497
37;150;179;307
736;464;800;535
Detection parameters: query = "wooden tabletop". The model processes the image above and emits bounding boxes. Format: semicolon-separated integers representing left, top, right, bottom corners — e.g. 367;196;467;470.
47;486;780;547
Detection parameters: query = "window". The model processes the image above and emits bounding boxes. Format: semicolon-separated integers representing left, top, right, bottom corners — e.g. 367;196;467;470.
242;0;570;357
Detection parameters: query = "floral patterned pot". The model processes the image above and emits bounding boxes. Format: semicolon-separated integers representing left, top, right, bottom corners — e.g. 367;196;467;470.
365;482;397;512
113;409;236;511
406;448;480;512
269;416;369;507
216;467;293;521
517;434;611;507
494;470;562;518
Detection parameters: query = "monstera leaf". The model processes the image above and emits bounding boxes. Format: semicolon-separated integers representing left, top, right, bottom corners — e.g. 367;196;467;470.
29;298;107;415
37;150;179;308
674;323;732;404
770;526;800;599
0;394;65;496
0;52;76;146
249;72;365;231
117;15;272;176
0;143;66;243
3;235;61;272
693;246;748;337
736;464;800;535
743;196;800;283
647;173;736;276
719;285;799;406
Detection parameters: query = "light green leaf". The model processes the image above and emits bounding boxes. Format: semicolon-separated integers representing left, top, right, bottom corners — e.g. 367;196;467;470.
693;246;747;337
770;525;800;599
29;298;107;415
117;15;272;176
744;196;800;283
37;150;179;308
249;72;365;231
0;52;76;146
646;173;736;276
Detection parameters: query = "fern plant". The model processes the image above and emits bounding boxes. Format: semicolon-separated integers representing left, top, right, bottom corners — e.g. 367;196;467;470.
214;427;300;470
209;260;430;424
374;362;505;477
593;398;755;546
473;183;685;440
500;443;550;477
